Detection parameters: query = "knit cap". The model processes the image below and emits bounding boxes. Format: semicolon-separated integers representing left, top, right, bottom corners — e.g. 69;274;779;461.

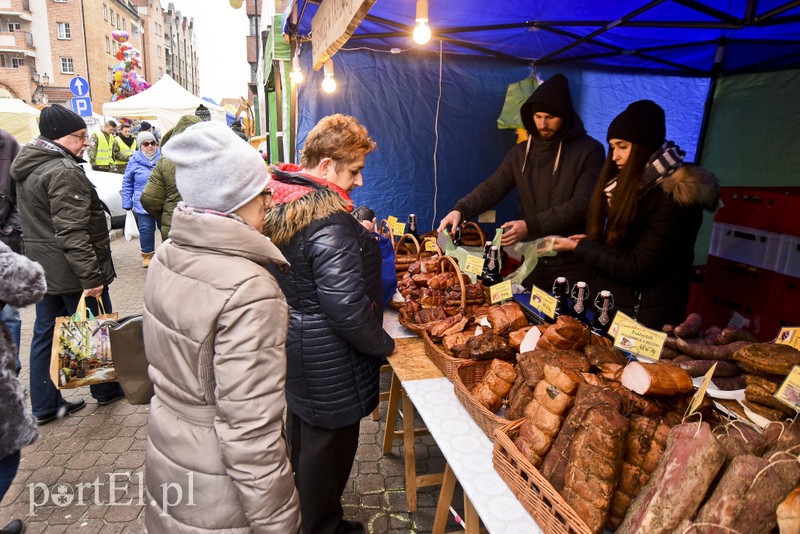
137;131;156;145
162;121;268;213
607;100;666;153
140;121;152;131
39;104;86;141
524;74;573;119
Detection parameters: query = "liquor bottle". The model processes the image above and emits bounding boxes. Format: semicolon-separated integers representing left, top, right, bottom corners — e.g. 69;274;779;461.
482;246;503;287
477;241;492;281
407;213;420;240
552;276;571;317
592;290;614;336
451;225;463;246
570;281;590;323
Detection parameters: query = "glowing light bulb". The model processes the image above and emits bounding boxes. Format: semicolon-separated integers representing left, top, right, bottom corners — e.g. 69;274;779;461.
322;59;336;93
413;0;431;45
290;55;303;84
229;0;243;9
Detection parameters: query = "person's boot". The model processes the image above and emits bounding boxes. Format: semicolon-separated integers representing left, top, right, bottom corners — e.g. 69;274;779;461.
142;252;155;268
2;518;25;533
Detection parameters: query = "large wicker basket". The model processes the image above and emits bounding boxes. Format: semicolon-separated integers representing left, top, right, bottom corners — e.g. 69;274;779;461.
460;221;487;247
453;359;515;441
493;420;593;534
422;330;471;379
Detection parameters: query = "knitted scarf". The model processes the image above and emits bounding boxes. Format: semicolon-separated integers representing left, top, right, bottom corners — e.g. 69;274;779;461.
604;141;685;206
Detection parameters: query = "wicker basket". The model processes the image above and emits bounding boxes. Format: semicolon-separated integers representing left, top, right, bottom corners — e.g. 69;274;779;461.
493;420;593;534
422;330;470;379
420;235;442;258
394;232;421;275
453;359;514;441
398;308;429;336
460;221;487;247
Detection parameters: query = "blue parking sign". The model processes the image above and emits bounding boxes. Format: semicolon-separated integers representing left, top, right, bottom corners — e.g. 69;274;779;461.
71;97;93;117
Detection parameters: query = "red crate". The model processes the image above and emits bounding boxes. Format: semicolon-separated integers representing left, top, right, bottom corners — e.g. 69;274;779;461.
715;187;800;237
767;273;800;335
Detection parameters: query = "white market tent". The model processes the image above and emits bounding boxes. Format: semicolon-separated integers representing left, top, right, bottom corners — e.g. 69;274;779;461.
102;75;226;133
0;98;41;144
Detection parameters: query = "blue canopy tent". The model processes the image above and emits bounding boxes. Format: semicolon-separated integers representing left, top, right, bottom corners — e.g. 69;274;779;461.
280;1;800;258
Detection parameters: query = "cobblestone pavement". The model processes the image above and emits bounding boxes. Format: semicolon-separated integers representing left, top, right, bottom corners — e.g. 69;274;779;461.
0;233;461;533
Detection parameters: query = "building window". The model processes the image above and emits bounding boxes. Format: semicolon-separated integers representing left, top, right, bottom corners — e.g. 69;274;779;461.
109;9;114;25
157;45;161;58
0;55;6;68
107;67;113;81
54;0;68;3
249;16;260;36
158;67;162;77
103;4;107;20
7;23;21;32
57;22;71;39
122;19;126;31
116;14;120;28
60;56;74;73
105;36;110;53
11;57;24;68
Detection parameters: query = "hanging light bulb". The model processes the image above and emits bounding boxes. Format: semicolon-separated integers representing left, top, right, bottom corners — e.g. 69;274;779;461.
413;0;432;45
321;58;336;93
290;54;304;85
229;0;243;9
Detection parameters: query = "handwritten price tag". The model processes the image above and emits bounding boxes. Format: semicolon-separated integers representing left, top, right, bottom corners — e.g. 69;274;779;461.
392;222;407;236
688;363;717;416
775;365;800;412
608;310;639;339
490;281;513;304
425;240;438;252
530;285;557;319
387;215;398;227
613;322;667;361
777;327;800;351
462;255;484;276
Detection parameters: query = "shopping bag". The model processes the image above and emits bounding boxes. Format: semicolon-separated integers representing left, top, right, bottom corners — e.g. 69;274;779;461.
108;315;153;404
124;211;139;241
50;295;119;389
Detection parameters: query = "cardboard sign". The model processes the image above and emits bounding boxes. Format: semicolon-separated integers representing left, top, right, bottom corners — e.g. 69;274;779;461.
393;222;407;236
775;365;800;412
613;322;667;361
387;215;398;227
311;0;377;69
608;310;639;339
688;363;717;416
425;240;438;252
462;255;484;276
490;281;513;304
530;285;558;319
777;327;800;351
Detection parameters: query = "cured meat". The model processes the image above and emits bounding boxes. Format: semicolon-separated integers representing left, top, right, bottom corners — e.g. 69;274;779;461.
471;359;517;412
671;358;741;378
620;361;694;396
452;332;515;361
428;314;468;339
517;349;589;388
508;326;533;351
505;375;535;420
441;331;473;354
487;301;528;335
616;422;727;534
428;271;466;290
694;454;765;527
713;420;767;459
539;315;590;351
778;487;800;534
584;344;628;367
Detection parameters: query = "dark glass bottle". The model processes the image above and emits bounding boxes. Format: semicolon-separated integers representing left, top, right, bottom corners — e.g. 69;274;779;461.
452;225;463;247
477;241;492;281
407;213;420;240
570;281;590;323
552;276;571;317
592;290;614;335
482;246;503;287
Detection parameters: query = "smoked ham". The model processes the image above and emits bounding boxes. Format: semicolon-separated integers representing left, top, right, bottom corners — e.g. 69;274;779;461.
620;361;693;396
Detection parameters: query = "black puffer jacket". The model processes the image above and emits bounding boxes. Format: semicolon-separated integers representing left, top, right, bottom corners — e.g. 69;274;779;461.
11;137;115;294
575;166;720;329
263;164;395;430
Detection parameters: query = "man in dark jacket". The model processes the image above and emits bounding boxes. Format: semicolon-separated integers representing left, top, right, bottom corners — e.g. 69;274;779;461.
263;114;395;534
0;128;23;376
438;73;605;291
10;104;124;425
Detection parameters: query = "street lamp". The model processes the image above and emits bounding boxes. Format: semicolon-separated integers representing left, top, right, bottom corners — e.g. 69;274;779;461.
31;71;50;105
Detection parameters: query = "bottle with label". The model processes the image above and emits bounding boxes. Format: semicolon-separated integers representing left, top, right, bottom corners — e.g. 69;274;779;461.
452;225;463;247
477;241;492;281
482;246;503;287
570;281;590;323
407;213;420;240
552;276;571;317
592;290;614;335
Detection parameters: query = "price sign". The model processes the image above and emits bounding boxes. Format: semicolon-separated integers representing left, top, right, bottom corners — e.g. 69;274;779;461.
688;363;718;416
613;322;667;361
777;327;800;350
608;310;639;339
530;285;557;319
393;222;407;236
462;255;484;276
387;215;398;227
425;240;438;252
490;281;513;304
775;365;800;412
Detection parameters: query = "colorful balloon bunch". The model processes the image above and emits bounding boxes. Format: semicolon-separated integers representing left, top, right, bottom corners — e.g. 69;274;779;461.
109;30;151;101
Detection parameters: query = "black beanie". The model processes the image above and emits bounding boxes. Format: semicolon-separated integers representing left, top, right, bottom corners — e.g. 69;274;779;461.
526;74;573;119
607;100;666;153
140;121;152;131
39;104;87;141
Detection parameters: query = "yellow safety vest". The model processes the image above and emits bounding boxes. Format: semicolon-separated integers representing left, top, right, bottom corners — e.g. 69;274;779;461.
113;137;136;166
94;132;113;167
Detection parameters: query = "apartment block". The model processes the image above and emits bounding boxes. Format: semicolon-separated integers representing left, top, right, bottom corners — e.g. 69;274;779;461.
0;0;39;102
164;2;198;96
133;0;167;86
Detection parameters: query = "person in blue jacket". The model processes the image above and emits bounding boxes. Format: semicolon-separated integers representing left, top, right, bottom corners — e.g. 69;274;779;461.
122;131;161;267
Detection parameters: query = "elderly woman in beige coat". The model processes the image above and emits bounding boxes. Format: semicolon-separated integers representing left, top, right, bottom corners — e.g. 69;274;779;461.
142;121;301;533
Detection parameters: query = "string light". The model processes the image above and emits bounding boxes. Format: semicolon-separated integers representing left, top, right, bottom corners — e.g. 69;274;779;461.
229;0;243;9
322;58;336;93
290;53;304;84
413;0;432;45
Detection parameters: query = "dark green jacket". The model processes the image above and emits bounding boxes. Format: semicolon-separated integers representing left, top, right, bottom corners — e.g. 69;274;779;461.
140;115;201;240
10;137;115;294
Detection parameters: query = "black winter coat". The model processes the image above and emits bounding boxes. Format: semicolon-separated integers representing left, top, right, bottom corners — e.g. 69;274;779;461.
11;138;115;294
575;166;719;329
263;165;395;430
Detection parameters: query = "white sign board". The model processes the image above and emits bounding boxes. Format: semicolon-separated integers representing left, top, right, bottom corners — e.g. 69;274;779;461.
311;0;376;70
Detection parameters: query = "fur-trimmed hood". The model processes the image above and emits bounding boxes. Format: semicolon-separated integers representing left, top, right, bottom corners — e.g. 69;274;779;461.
263;164;351;248
659;165;720;212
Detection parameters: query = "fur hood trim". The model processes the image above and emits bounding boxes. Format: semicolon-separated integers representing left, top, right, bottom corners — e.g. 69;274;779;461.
263;187;348;247
660;165;720;211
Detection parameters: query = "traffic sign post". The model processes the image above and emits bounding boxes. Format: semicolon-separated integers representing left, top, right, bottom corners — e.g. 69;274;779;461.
69;76;89;97
71;97;93;117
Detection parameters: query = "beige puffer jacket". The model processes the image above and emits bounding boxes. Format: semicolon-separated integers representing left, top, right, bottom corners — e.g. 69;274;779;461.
142;208;301;533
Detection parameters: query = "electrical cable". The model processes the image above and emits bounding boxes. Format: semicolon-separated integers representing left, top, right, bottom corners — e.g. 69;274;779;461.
430;39;443;230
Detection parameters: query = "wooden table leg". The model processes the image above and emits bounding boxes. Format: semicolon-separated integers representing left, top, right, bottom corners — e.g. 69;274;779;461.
381;371;401;455
403;386;418;511
463;492;480;534
432;463;456;534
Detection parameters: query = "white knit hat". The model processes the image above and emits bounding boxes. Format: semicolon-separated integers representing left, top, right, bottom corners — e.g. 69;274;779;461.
162;121;268;213
137;131;156;145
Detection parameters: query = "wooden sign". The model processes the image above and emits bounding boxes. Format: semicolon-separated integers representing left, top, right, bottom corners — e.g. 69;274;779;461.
311;0;377;70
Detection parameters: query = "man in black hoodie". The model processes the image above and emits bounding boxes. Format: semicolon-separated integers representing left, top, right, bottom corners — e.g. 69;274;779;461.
438;73;604;291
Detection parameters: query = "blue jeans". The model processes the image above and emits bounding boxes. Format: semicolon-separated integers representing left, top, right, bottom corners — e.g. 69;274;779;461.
0;305;21;375
29;288;123;417
134;211;160;254
0;450;20;502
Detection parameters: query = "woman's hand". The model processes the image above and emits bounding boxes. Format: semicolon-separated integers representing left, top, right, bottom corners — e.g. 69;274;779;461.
552;236;581;252
360;217;377;233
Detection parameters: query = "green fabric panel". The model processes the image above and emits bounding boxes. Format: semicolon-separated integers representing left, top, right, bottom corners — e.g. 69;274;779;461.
696;69;800;264
273;14;291;60
268;90;278;164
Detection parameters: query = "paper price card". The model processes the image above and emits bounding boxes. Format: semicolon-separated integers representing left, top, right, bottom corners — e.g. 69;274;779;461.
608;310;639;339
689;363;717;416
530;285;558;318
462;255;484;276
387;215;398;227
392;222;407;236
490;281;513;304
777;327;800;351
613;323;667;361
425;240;438;252
775;365;800;412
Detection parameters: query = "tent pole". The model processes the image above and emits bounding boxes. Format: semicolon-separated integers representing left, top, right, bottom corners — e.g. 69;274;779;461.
274;59;285;163
289;41;298;164
695;39;726;165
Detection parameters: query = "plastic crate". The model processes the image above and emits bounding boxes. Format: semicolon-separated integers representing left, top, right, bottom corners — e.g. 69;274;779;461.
767;273;800;334
775;234;800;277
709;223;783;271
715;187;800;236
